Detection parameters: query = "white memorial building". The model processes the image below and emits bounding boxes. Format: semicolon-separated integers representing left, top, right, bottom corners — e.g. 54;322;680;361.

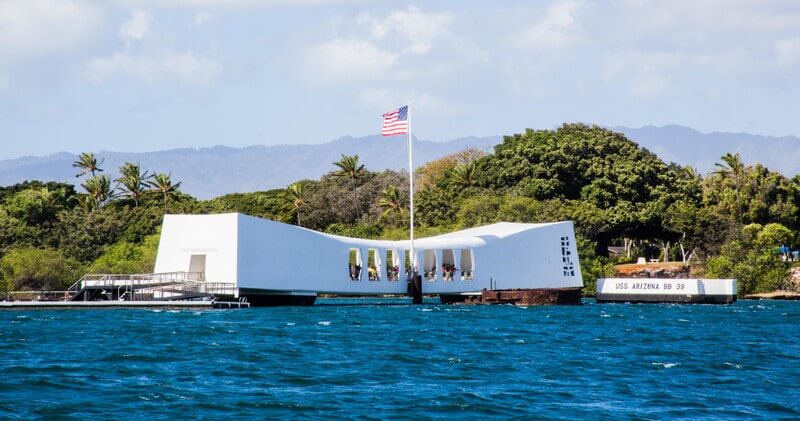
153;213;584;305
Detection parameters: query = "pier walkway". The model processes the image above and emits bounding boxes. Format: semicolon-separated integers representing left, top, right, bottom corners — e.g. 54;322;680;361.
0;271;248;309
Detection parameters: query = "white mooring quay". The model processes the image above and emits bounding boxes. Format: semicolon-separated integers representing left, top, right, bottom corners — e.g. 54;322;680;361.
151;213;584;306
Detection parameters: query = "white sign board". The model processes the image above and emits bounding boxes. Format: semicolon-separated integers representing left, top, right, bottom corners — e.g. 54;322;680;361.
598;278;700;295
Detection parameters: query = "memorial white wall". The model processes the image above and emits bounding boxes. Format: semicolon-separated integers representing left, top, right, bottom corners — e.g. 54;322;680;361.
154;213;584;295
154;214;239;284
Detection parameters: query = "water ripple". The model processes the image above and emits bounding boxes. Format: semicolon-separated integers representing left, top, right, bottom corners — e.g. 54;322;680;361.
0;299;799;418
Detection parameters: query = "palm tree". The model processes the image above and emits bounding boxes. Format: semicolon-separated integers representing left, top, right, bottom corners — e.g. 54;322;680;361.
714;153;745;223
284;182;306;227
682;165;700;182
72;152;104;178
451;162;477;190
81;175;114;210
148;173;182;211
115;162;152;207
332;154;366;216
378;185;406;220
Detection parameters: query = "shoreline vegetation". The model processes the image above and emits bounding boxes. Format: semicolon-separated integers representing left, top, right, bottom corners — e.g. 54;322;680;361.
1;123;799;298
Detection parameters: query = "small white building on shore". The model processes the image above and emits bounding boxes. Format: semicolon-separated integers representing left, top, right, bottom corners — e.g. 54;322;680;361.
153;213;583;305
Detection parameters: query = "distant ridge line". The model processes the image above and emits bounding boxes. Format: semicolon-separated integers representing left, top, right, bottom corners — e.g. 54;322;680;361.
1;125;798;199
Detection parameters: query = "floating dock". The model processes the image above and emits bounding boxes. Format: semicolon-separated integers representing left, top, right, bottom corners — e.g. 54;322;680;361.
0;300;249;309
595;278;737;304
0;272;250;310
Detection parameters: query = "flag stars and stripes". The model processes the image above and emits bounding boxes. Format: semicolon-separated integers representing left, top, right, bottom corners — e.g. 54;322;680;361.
382;106;409;136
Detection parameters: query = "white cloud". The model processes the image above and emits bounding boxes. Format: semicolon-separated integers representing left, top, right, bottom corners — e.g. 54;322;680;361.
86;4;222;86
357;88;394;109
614;0;800;39
192;11;212;26
87;51;223;85
300;7;471;88
515;1;581;50
604;51;684;99
116;0;359;9
774;38;800;67
493;1;800;101
356;7;453;55
302;39;397;85
119;10;151;44
357;89;462;118
0;0;103;61
414;92;463;117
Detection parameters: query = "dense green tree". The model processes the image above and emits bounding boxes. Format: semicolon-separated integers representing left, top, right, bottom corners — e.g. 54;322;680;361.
54;207;129;262
0;208;41;249
663;200;732;262
415;185;459;227
206;189;286;220
4;188;66;226
416;148;486;191
706;223;793;294
0;187;77;248
324;222;382;239
115;205;165;244
456;194;502;228
89;234;159;274
300;170;407;231
0;181;78;204
576;236;615;297
0;248;85;292
496;196;543;223
704;158;799;232
463;124;691;255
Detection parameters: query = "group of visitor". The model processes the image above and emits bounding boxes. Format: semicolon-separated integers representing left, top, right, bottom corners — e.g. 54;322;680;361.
386;265;400;281
350;262;470;281
442;263;458;281
348;263;362;281
779;245;800;262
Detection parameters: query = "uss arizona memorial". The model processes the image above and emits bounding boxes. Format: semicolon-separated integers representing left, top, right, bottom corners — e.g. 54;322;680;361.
150;213;584;305
66;212;736;306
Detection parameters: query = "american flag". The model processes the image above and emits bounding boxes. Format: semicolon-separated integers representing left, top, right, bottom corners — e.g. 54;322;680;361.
382;106;408;136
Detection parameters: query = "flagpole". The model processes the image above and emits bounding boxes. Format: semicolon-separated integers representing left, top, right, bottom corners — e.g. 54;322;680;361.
407;99;415;278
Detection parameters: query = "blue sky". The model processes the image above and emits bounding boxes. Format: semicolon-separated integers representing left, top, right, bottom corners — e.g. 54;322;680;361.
0;0;799;160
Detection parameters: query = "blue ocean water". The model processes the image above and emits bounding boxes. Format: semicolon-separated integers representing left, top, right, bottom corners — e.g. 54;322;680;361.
1;299;799;420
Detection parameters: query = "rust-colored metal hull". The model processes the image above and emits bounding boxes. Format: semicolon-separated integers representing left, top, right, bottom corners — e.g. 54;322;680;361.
441;287;582;306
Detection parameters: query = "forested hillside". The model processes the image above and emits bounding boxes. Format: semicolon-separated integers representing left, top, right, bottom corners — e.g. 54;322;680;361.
1;124;798;296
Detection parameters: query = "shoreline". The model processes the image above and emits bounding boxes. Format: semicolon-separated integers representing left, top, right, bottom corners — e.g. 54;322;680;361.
744;290;800;300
